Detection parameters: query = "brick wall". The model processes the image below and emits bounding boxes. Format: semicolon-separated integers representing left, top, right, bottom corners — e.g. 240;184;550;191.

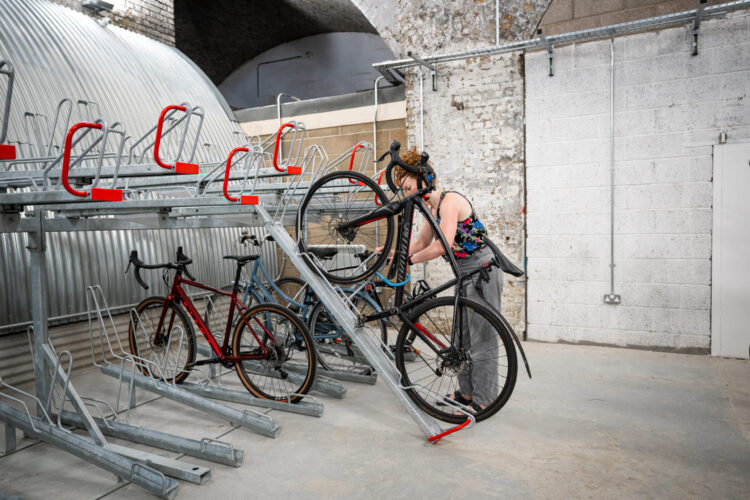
49;0;174;46
540;0;729;35
525;10;750;351
353;0;551;335
402;55;527;332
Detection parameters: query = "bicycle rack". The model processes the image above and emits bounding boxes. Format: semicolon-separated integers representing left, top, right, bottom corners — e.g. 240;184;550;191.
0;346;183;498
86;285;280;437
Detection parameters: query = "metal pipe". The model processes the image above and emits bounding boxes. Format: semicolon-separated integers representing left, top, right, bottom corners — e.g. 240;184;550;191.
604;35;621;305
373;76;385;169
417;67;424;151
373;1;750;74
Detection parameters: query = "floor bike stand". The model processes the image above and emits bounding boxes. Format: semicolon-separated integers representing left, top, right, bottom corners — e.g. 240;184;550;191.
86;286;280;437
182;343;327;416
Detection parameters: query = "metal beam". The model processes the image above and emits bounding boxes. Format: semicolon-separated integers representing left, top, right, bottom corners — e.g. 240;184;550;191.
99;364;280;438
58;410;243;467
0;402;179;499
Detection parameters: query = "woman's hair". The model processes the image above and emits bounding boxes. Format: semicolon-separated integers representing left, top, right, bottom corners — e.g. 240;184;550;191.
394;147;423;186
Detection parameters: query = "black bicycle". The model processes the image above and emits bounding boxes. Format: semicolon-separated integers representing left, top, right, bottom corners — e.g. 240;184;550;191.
297;140;530;423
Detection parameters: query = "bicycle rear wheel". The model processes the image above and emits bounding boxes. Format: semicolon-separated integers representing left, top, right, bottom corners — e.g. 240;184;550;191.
395;296;517;424
297;170;394;284
232;303;316;402
128;296;196;384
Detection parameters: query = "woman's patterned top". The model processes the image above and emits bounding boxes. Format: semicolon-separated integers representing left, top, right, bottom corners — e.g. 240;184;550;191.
435;191;487;259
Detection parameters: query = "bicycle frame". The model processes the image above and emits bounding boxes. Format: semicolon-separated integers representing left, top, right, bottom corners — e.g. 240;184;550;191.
236;257;384;340
338;186;478;357
155;273;279;363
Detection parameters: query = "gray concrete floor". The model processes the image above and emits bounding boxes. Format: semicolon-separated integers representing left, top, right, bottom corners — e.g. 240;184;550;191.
1;342;748;499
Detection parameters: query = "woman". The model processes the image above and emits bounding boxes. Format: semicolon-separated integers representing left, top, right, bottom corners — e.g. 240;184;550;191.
385;148;504;414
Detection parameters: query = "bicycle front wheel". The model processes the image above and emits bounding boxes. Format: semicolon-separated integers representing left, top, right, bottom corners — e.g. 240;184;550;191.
395;296;517;424
232;303;317;403
128;296;197;384
269;276;317;322
297;170;394;284
308;291;387;372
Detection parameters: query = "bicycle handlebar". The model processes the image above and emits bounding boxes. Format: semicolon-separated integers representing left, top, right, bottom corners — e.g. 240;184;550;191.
126;247;194;290
377;140;434;193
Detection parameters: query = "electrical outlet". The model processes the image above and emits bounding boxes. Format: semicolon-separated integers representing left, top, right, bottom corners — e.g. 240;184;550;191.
603;294;621;305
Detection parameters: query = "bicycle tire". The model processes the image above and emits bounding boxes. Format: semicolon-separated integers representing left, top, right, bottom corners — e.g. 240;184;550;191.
269;276;317;322
297;170;395;284
232;302;317;403
395;296;517;424
128;296;197;384
308;292;387;371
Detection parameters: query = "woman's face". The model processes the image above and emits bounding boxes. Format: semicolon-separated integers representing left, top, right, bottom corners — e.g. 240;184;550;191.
399;174;418;196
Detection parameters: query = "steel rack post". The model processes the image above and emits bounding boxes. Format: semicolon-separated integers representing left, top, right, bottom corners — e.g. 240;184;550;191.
0;60;16;160
255;205;449;440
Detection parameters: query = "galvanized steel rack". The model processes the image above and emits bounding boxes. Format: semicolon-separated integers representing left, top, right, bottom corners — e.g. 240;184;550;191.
1;82;473;500
0;95;319;496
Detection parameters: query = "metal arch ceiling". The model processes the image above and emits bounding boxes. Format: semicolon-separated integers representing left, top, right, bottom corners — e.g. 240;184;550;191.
174;0;378;85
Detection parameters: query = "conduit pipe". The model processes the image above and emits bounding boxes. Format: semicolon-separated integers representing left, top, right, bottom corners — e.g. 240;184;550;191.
373;0;750;75
604;35;621;305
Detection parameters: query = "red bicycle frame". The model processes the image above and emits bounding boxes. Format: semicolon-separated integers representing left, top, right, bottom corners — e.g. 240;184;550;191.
154;275;278;362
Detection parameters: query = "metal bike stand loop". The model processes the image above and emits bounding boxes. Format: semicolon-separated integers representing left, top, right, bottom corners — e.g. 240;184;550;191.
256;205;460;441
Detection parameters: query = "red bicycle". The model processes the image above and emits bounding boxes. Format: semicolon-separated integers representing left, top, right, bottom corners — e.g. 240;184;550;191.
125;247;316;403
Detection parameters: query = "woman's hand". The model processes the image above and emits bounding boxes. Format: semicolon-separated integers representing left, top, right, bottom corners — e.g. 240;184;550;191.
375;246;395;263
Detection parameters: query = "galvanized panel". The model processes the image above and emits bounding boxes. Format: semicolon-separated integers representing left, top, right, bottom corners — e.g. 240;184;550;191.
0;0;279;332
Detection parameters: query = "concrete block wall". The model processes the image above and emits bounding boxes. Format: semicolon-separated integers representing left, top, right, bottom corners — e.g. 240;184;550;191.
49;0;175;46
525;10;750;351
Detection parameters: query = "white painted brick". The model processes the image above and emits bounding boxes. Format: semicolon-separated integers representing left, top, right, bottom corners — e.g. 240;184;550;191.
721;70;750;100
617;234;711;260
620;25;688;61
528;211;608;235
614;157;712;185
526;257;611;282
526;15;749;350
569;40;611;70
620;258;711;286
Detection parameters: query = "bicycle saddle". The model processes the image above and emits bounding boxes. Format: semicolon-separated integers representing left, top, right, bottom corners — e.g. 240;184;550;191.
223;255;260;264
308;247;338;260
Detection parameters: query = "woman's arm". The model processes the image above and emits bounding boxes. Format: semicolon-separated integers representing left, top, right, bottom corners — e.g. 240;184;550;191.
408;220;435;255
409;196;462;264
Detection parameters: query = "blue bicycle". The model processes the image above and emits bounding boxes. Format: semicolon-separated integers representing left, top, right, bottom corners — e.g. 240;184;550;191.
203;232;388;372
